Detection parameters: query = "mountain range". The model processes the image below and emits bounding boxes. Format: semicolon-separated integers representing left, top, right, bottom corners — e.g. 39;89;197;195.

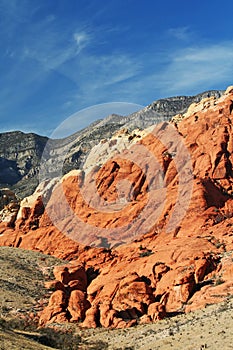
0;89;223;198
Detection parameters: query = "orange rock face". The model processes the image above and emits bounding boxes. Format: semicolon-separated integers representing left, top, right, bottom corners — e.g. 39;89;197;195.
68;290;90;322
1;87;233;328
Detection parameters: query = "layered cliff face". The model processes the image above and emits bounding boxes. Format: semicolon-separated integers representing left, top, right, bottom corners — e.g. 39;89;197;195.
0;90;223;199
0;132;48;198
0;87;232;329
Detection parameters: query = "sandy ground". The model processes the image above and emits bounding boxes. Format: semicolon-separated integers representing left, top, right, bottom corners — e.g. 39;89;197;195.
81;298;233;349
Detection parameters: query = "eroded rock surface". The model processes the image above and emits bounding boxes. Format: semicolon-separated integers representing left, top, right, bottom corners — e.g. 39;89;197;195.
0;87;233;328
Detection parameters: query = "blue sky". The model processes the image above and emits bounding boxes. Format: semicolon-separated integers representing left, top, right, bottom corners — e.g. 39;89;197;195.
1;0;233;136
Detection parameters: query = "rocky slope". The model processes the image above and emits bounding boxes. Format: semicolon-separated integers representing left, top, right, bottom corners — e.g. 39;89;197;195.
0;87;232;332
0;90;223;199
0;246;64;320
1;248;232;350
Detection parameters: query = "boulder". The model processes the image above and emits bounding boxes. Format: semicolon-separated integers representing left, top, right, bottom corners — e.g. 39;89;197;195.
147;302;166;321
68;290;90;322
99;302;118;328
53;264;87;289
81;305;99;328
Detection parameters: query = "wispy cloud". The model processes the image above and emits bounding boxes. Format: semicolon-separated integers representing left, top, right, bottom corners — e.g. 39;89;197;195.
21;27;91;72
0;0;233;136
0;1;95;119
167;26;191;41
59;52;142;108
74;41;233;104
58;40;233;112
152;41;233;95
73;31;91;53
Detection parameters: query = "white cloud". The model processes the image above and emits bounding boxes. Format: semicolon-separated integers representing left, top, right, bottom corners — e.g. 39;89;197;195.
21;27;92;73
73;31;91;53
151;42;233;95
23;45;75;71
57;40;233;110
1;1;233;136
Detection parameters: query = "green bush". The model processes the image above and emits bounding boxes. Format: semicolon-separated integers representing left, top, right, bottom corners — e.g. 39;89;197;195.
139;249;154;257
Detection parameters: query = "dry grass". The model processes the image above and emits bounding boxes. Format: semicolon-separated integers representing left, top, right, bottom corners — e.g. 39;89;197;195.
0;246;65;320
79;298;233;349
0;327;54;350
0;246;64;349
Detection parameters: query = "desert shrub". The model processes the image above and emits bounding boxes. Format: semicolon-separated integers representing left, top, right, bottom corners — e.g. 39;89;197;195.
139;249;154;257
0;317;7;329
0;317;82;349
1;316;31;331
39;327;81;350
214;211;233;225
215;278;225;286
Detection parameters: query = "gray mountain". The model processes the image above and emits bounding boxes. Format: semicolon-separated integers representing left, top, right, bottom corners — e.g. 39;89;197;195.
0;90;223;198
0;132;48;198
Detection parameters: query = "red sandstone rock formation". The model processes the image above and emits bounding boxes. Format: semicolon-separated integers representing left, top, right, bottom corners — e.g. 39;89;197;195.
39;264;90;326
1;86;233;328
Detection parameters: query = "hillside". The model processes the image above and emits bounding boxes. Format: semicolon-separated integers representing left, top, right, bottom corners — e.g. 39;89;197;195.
0;246;63;349
0;86;232;348
0;246;64;321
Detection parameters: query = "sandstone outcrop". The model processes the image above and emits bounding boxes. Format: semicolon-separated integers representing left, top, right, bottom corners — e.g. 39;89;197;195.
39;264;90;325
0;188;19;227
0;86;233;328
